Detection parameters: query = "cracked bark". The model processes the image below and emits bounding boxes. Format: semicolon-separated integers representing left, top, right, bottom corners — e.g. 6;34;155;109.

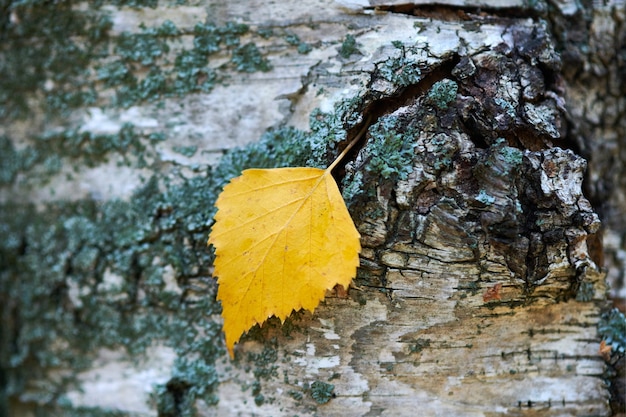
212;3;623;417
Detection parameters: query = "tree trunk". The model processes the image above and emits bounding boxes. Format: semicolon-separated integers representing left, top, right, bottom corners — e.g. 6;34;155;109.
1;1;624;416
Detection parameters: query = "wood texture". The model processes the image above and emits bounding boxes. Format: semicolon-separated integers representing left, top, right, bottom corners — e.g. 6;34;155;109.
211;13;612;414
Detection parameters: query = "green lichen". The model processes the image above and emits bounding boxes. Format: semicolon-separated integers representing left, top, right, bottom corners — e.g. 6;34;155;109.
496;141;523;166
297;42;313;54
341;170;365;203
155;355;220;416
306;96;366;167
414;21;426;32
523;0;548;14
223;340;280;406
288;389;304;401
476;189;496;205
0;1;113;120
231;43;272;72
103;20;258;106
341;109;421;206
479;138;523;178
1;3;276;123
55;405;130;417
172;145;198;157
1;63;370;414
494;97;517;119
409;338;431;353
248;381;265;406
308;107;349;164
93;0;161;7
0;135;21;184
598;308;626;354
246;342;279;381
284;33;312;54
257;27;274;39
213;126;313;184
0;123;164;186
426;79;458;110
284;33;301;46
458;280;481;296
2;1;284;120
377;42;422;87
0;169;224;415
427;133;457;171
110;19;266;101
363;115;416;180
309;380;335;404
339;34;360;59
115;25;172;65
254;393;265;406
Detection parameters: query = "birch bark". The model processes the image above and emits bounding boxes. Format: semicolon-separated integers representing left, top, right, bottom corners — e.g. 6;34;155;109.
1;1;623;416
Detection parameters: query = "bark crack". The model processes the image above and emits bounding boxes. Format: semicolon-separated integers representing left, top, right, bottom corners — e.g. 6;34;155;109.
368;3;544;21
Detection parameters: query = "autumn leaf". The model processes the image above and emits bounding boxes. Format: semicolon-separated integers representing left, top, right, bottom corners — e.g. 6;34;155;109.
208;124;367;357
599;340;612;361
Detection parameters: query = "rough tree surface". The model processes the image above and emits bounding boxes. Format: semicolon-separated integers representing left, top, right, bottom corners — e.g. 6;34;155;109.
0;1;624;417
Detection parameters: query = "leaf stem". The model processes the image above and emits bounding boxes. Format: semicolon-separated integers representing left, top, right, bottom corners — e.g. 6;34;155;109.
326;115;372;173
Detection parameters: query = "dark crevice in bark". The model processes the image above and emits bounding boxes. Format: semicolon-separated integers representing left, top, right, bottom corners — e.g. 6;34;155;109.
369;3;544;21
333;54;460;179
343;26;601;307
127;253;143;307
158;378;192;417
366;53;459;119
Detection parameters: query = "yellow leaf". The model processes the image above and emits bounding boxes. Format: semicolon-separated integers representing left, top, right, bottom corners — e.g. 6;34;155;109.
208;166;361;356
